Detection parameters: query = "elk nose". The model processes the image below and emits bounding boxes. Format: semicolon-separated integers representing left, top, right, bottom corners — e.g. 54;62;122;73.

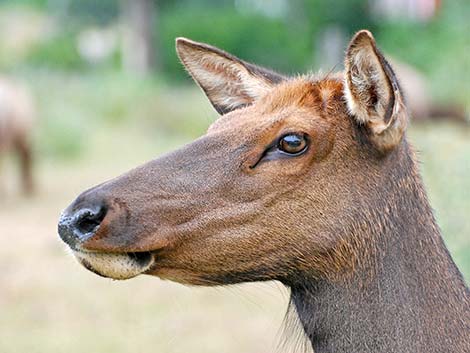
58;202;107;249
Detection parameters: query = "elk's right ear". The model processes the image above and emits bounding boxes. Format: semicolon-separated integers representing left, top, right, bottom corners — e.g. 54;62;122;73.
176;38;284;115
344;30;408;153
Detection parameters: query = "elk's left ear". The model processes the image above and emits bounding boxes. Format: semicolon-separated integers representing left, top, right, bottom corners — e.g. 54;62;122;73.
176;37;285;115
344;30;407;153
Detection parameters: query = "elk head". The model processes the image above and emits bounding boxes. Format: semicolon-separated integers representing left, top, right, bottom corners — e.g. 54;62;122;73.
58;30;408;285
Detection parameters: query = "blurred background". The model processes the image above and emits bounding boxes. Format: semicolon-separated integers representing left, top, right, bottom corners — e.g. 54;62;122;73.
0;0;468;352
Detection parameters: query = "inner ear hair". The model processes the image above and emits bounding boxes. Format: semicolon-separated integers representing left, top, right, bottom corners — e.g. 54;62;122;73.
176;37;284;115
344;30;407;153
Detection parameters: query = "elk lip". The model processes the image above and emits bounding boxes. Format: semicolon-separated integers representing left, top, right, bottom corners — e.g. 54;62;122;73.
70;249;155;280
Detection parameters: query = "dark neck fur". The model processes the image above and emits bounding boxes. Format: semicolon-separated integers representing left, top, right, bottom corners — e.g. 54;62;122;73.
288;142;470;353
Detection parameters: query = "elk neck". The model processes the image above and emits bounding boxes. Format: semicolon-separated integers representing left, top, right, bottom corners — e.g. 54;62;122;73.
286;140;470;353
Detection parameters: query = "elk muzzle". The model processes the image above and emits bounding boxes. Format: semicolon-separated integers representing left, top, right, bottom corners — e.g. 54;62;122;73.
58;192;155;279
58;202;107;248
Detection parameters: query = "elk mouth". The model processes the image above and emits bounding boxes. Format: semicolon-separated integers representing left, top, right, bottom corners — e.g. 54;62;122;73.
71;249;155;280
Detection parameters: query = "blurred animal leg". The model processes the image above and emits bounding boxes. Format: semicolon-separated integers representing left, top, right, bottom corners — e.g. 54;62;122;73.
15;135;34;195
0;155;4;195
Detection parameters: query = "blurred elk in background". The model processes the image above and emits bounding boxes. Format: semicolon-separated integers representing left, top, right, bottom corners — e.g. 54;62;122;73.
0;77;35;195
392;59;468;124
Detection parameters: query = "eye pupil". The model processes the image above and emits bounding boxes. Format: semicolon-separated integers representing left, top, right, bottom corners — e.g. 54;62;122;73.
279;134;308;154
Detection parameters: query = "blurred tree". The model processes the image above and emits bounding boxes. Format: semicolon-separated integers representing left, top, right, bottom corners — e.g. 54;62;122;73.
297;0;377;69
60;0;120;25
121;0;157;74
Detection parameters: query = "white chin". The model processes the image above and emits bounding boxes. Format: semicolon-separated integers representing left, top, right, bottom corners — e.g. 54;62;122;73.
72;250;154;280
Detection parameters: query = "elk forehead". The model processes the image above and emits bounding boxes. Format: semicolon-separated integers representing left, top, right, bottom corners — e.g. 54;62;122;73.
258;77;344;113
207;77;345;135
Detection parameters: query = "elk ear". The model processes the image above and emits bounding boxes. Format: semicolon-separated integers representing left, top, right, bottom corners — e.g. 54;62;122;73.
176;37;285;115
344;30;407;153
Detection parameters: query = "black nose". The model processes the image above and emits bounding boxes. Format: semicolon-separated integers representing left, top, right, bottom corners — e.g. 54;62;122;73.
58;202;107;249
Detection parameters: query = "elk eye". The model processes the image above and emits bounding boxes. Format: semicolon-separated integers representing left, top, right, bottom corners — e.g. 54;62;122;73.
278;133;308;155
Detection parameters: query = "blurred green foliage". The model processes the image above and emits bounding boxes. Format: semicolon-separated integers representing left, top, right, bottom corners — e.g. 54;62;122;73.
159;7;310;76
302;0;376;34
27;32;87;70
2;0;467;91
29;72;158;159
376;0;469;102
22;71;212;160
158;0;375;77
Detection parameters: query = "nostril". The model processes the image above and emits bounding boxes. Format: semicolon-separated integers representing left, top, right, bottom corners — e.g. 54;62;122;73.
75;206;107;236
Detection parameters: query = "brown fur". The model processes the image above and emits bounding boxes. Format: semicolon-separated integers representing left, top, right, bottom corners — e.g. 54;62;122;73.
58;30;470;352
0;77;35;194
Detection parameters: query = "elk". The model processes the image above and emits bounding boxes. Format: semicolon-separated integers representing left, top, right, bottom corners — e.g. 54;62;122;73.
58;30;470;352
0;77;35;194
392;59;468;124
